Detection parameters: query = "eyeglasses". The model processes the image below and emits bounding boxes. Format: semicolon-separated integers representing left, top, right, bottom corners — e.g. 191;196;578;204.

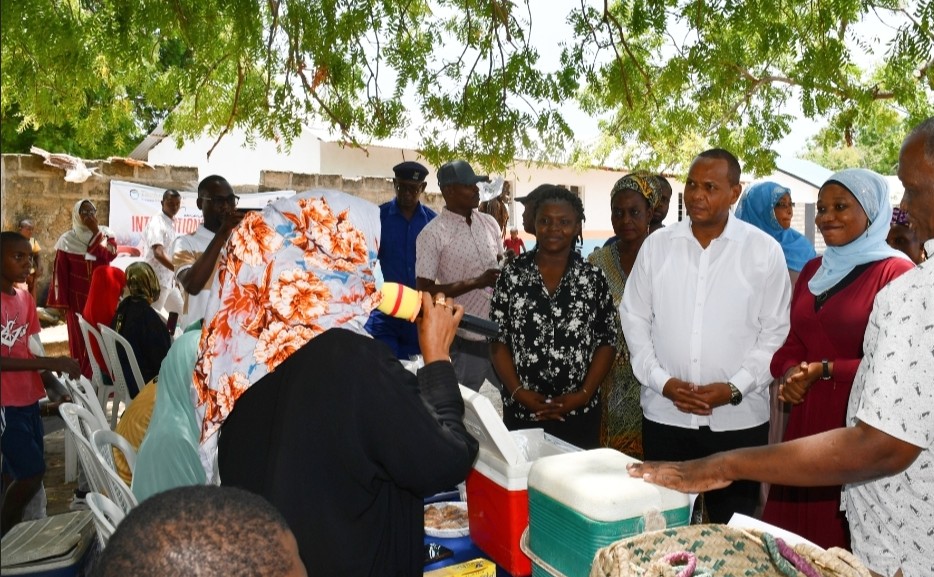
200;194;240;206
79;208;97;216
775;201;795;209
394;183;424;195
611;208;644;219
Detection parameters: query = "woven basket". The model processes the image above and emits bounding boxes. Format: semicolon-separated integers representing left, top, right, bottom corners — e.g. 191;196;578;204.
588;525;871;577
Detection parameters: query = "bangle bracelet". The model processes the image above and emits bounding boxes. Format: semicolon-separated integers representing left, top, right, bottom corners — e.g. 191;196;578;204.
510;387;524;400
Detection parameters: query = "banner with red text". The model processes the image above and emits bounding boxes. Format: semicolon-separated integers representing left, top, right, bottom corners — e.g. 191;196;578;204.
108;180;294;248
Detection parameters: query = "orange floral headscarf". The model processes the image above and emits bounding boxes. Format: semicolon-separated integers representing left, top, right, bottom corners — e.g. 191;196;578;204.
194;190;381;462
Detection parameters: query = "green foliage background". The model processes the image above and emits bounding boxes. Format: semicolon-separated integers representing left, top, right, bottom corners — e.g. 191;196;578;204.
2;1;931;175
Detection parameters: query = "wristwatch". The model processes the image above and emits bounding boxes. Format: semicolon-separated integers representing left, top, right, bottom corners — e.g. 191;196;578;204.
821;359;832;381
728;382;743;406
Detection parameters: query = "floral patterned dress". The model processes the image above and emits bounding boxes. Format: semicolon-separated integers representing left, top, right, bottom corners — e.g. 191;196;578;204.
490;249;617;448
588;242;644;458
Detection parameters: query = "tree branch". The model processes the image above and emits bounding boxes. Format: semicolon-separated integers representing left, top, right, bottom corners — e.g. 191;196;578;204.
207;61;245;160
602;1;655;106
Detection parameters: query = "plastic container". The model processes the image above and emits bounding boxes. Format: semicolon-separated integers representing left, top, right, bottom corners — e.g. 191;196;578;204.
526;449;691;577
460;386;580;576
424;558;496;577
0;511;96;576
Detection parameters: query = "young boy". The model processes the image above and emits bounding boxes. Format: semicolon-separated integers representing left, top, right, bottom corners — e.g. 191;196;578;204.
1;231;80;536
503;227;526;259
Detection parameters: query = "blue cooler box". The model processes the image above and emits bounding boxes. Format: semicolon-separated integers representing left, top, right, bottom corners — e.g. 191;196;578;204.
527;449;690;577
1;511;96;576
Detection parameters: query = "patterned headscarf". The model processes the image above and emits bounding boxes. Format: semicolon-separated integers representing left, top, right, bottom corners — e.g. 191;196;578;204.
610;173;662;209
124;262;161;304
891;207;910;226
735;181;817;272
193;189;381;458
808;168;912;295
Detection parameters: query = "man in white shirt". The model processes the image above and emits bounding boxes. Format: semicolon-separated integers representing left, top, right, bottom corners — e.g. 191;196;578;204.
171;176;244;330
620;148;792;523
142;189;182;314
628;119;933;577
416;160;502;391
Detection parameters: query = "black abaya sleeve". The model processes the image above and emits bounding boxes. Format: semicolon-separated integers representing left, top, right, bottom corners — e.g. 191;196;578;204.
359;347;479;497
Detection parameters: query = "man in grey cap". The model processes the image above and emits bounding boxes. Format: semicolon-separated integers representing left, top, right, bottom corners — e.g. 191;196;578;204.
416;160;503;391
366;160;437;359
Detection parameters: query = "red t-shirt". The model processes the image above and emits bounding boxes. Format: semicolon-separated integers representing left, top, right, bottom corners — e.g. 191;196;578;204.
1;287;44;407
504;237;525;254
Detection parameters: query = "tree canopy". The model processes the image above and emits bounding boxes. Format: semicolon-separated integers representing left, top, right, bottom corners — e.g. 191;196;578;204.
2;1;931;175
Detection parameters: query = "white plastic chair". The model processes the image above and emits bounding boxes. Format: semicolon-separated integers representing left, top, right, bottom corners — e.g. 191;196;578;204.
29;335;79;483
86;491;125;547
58;403;110;498
92;428;138;477
76;313;116;418
97;325;141;426
64;375;110;430
91;429;139;513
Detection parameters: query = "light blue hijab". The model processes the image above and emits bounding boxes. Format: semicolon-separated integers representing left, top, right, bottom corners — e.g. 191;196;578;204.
808;168;912;295
131;329;206;502
735;181;817;272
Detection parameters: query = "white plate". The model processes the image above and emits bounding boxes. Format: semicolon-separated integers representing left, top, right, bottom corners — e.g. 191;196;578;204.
424;501;469;538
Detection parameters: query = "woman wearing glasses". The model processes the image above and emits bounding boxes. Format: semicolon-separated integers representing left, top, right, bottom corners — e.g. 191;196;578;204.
47;199;117;378
735;181;817;286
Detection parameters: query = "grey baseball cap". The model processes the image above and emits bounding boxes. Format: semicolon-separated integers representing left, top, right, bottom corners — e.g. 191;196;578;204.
437;160;489;188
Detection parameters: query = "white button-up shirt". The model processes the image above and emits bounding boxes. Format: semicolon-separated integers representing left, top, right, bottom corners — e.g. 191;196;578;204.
142;210;177;291
620;215;791;431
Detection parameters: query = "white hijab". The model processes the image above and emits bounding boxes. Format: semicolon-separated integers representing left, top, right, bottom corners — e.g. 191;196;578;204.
54;199;114;254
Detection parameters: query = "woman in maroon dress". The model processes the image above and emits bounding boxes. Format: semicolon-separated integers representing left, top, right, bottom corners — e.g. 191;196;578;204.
763;169;914;548
47;199;117;378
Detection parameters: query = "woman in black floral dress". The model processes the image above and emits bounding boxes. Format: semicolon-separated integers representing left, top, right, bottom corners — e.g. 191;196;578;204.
489;186;617;448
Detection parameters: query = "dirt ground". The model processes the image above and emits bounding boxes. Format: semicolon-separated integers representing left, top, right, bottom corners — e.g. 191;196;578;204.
44;429;77;516
38;319;79;516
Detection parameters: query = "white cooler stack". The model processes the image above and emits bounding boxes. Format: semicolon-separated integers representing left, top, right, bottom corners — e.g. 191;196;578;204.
526;449;691;577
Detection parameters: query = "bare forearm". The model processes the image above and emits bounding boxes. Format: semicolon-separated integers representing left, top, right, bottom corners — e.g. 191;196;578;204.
490;341;521;393
180;234;227;294
153;245;174;271
416;278;480;299
717;422;922;486
579;346;615;396
1;357;54;372
1;355;78;376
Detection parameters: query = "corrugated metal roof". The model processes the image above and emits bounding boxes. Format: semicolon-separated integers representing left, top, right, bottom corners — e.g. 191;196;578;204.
774;157;833;187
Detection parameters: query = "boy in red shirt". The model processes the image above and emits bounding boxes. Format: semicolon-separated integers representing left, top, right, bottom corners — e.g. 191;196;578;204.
1;231;80;536
503;227;526;259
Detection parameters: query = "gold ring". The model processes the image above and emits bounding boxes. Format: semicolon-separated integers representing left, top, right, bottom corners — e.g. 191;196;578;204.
434;295;446;305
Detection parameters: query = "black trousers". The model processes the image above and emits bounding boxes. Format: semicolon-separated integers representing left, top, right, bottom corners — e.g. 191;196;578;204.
642;418;769;524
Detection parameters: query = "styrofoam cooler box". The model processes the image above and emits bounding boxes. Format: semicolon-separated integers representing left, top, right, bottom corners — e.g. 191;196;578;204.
459;386;581;577
0;511;96;576
526;449;691;577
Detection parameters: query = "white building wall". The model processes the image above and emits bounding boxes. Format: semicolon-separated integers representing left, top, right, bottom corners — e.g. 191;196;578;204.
147;128;324;186
144;128;682;240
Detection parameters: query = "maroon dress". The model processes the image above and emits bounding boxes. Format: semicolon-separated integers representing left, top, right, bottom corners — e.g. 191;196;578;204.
763;256;913;548
47;232;117;378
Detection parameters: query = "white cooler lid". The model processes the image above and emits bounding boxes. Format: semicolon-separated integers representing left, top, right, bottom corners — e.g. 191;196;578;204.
528;448;690;522
460;385;525;466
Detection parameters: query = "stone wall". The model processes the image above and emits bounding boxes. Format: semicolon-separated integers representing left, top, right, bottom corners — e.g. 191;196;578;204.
1;154;444;302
